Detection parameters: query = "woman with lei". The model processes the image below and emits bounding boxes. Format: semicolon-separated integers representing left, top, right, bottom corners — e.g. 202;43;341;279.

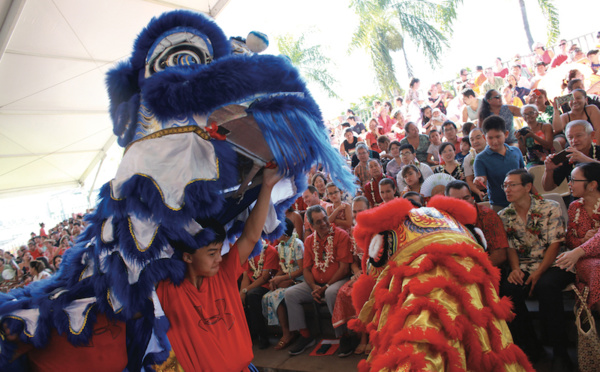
557;162;600;311
261;219;304;350
433;142;465;181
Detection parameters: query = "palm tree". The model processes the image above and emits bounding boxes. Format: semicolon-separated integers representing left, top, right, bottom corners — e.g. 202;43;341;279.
518;0;559;50
276;33;339;99
349;0;463;98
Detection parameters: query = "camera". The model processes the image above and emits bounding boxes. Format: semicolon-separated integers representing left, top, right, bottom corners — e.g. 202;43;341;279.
517;127;530;136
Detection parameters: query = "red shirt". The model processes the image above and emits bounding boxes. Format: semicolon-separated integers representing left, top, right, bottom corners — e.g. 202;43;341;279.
246;244;279;289
304;227;353;284
156;244;252;372
303;200;332;238
494;68;509;78
363;174;395;207
475;204;509;253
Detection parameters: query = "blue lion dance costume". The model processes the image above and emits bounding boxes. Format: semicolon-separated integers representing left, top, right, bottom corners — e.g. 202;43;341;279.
0;10;354;371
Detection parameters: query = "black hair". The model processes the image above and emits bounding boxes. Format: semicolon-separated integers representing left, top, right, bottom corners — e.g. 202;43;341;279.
377;135;390;144
478;89;498;124
172;218;227;254
353;195;370;209
445;180;470;196
389;140;402;149
283;218;294;237
506;168;533;186
439;142;455;154
461;88;476;98
379;177;396;190
575;162;600;191
401;164;424;184
311;172;327;186
567;79;583;92
404;121;417;133
52;255;63;268
461;137;471;145
481;115;506;134
442;120;457;132
409;78;420;88
306;185;318;194
462;122;474;137
402;191;424;206
306;205;327;225
347;115;356;121
399;143;415;153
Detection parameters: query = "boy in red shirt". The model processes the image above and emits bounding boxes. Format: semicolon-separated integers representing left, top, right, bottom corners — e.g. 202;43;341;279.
155;168;282;371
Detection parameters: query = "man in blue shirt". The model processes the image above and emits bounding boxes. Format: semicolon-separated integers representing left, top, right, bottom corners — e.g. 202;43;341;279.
474;116;524;209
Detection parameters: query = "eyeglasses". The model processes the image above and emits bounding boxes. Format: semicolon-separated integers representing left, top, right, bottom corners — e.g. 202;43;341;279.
501;183;523;190
568;178;588;184
559;43;566;46
523;111;537;117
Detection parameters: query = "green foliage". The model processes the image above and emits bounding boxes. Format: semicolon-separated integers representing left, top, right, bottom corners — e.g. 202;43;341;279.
276;33;340;99
536;0;560;45
349;0;463;98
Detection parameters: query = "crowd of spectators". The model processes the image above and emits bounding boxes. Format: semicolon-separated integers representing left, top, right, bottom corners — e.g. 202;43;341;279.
0;214;87;292
237;35;600;368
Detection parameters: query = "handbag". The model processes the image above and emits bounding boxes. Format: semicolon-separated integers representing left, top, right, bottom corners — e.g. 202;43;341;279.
570;284;600;372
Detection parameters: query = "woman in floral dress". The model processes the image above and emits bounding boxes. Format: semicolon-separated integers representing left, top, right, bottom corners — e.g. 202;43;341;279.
557;162;600;311
261;219;304;349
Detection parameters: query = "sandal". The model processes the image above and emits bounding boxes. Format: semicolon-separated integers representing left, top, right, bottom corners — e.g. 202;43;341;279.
365;343;373;355
274;335;295;350
354;343;367;355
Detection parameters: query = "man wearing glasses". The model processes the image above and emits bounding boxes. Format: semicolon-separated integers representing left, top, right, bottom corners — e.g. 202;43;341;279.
542;120;600;193
498;169;574;369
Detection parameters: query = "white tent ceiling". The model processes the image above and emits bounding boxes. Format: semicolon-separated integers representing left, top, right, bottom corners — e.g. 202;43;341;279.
0;0;231;198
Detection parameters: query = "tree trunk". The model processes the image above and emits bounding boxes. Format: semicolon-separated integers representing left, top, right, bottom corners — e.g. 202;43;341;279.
519;0;534;50
402;48;413;80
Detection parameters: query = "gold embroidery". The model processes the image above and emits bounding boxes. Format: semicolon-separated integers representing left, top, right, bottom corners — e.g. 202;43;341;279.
128;217;159;253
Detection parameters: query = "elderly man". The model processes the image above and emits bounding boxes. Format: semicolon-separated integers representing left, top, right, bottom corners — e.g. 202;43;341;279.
285;205;353;356
302;186;331;240
498;169;574;368
543;120;600;192
445;180;507;267
353;143;372;187
395;144;433;190
464;128;488;201
481;67;505;94
363;159;395;208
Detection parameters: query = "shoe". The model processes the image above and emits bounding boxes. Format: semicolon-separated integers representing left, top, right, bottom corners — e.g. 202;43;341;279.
354;343;367;355
337;336;355;358
257;336;270;350
288;336;316;356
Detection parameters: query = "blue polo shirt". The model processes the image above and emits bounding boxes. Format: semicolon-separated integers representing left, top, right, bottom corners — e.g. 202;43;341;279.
474;144;524;207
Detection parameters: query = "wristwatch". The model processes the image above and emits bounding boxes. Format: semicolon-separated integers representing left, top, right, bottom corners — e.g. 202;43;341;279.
241;288;248;294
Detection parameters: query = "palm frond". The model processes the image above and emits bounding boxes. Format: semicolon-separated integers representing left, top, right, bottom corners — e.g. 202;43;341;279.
536;0;560;44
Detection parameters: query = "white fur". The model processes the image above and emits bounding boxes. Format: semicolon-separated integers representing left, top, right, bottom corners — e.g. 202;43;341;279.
369;234;384;259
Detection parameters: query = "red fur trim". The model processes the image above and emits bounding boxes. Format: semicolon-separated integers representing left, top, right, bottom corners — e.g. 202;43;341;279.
351;274;376;314
353;197;414;251
428;195;477;225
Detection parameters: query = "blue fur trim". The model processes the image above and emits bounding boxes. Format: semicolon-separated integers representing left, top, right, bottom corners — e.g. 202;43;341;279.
141;54;312;121
249;97;356;193
140;315;172;370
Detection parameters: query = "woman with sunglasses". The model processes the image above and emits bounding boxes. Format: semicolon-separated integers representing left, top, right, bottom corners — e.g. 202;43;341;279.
556;162;600;312
478;89;523;145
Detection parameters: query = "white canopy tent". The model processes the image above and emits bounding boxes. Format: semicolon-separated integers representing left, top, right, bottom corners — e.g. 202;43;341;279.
0;0;231;198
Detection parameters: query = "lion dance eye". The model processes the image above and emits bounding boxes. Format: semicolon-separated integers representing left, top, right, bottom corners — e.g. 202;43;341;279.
145;30;214;77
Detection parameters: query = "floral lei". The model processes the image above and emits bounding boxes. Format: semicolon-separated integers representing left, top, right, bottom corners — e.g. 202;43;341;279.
277;233;298;274
248;242;267;280
313;228;335;273
568;198;600;238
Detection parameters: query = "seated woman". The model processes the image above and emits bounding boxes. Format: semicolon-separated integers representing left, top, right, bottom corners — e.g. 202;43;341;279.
506;74;530;105
516;104;554;168
557;162;600;312
433;142;465;181
552;88;600;146
261;219;305;350
311;172;328;201
527;88;553;124
378;178;398;203
325;183;352;232
29;259;51;283
418;105;433;134
366;118;383;153
400;164;425;197
390;109;406;141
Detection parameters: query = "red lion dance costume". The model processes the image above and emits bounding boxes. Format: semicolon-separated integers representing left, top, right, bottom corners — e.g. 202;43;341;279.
350;196;534;372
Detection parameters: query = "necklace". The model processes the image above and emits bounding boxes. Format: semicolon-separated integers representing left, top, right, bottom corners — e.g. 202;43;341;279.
278;233;298;274
313;228;335;273
248;243;267;280
569;197;600;238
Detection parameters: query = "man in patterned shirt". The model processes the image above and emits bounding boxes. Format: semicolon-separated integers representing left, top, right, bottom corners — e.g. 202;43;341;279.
498;169;574;369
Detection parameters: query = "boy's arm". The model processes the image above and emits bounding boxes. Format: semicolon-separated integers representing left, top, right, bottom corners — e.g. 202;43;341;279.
237;167;283;265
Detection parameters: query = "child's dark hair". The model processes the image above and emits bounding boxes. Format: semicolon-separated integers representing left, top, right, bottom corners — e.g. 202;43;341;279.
171;218;227;254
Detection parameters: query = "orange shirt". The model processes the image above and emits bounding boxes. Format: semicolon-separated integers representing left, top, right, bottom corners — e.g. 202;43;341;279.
246;244;279;289
156;244;252;372
304;227;353;284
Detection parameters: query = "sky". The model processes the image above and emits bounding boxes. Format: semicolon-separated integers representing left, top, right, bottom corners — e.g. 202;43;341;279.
2;0;599;249
217;0;600;118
